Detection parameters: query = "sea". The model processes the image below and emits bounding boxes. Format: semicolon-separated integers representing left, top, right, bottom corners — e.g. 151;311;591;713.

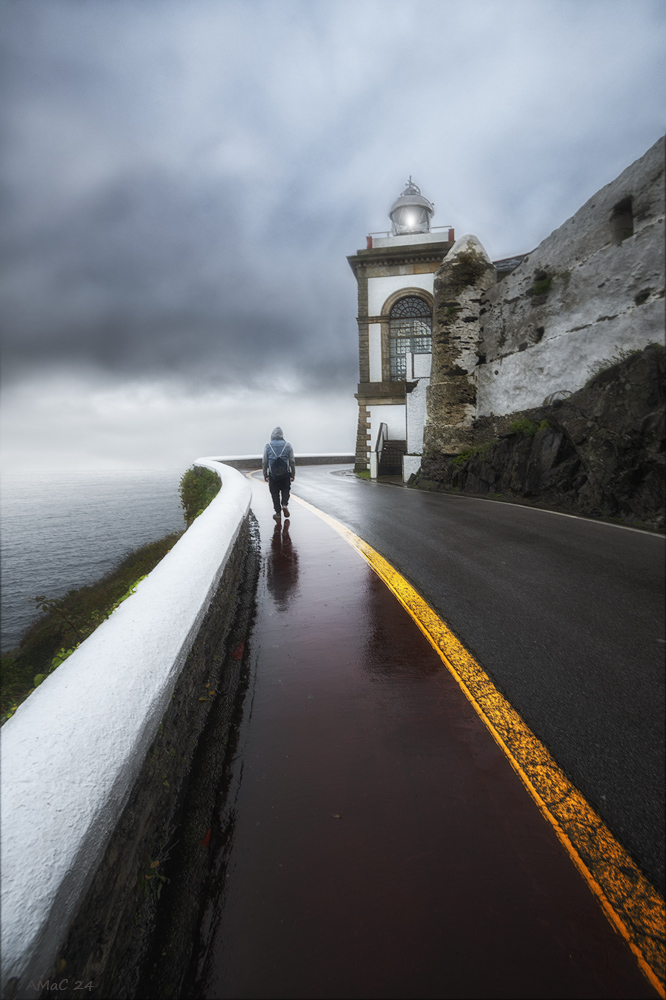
1;470;186;653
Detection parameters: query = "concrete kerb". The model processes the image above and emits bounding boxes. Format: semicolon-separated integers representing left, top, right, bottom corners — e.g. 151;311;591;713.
0;460;251;998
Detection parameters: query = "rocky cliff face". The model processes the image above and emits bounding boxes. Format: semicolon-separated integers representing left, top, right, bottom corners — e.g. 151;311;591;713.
474;136;665;417
417;344;665;529
424;234;496;455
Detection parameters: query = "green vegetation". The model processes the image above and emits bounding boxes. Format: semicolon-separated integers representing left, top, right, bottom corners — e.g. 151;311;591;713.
531;274;552;297
585;347;643;383
2;463;223;724
509;418;541;436
452;442;494;465
450;418;551;468
356;469;371;479
179;466;222;526
1;533;184;724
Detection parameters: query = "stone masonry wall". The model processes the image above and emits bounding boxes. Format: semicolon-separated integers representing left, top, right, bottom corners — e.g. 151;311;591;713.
48;518;259;1000
424;235;496;455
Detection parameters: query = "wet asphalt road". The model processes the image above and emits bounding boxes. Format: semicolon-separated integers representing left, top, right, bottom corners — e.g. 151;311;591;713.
194;479;658;999
290;466;666;894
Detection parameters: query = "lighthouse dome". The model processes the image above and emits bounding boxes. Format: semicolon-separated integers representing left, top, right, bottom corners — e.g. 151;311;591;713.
389;178;434;235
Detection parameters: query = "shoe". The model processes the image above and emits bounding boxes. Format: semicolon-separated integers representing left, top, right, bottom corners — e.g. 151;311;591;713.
282;505;290;518
273;512;281;522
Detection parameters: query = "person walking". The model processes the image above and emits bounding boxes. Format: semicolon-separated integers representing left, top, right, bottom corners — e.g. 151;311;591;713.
262;426;295;522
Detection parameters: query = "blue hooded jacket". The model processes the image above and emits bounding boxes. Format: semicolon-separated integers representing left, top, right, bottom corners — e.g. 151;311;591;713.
262;427;295;479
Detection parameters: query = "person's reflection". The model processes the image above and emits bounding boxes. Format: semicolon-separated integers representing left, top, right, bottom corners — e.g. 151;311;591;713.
266;519;299;612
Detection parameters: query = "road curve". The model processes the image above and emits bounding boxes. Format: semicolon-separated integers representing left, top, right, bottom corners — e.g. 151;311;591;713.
193;476;660;999
290;466;666;895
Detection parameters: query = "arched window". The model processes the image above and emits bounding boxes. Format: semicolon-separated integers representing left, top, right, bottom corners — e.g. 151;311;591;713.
389;296;432;379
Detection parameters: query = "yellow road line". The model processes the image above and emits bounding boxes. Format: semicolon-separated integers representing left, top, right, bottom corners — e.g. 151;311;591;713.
292;492;666;996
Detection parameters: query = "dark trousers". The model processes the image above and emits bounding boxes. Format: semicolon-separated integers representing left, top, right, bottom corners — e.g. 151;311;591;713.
269;474;291;514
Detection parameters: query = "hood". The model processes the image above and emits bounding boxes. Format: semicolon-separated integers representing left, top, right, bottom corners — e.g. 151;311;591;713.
271;426;284;440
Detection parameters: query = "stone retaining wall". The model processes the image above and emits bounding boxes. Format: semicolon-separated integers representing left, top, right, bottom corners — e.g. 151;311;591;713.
0;461;254;1000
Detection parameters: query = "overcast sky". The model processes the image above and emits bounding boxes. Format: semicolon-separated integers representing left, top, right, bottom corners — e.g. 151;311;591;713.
1;0;664;470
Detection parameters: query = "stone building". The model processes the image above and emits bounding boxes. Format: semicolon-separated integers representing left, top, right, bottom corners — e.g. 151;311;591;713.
350;137;664;479
347;180;454;477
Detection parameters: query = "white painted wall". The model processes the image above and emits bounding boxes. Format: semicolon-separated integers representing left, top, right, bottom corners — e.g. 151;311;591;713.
368;323;382;381
372;231;450;248
368;404;406;447
406;352;432;380
406;385;429;453
404;351;431;458
402;455;422;482
0;461;251;999
367;272;434;316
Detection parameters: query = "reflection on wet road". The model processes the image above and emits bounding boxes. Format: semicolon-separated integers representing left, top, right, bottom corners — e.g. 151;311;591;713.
266;520;299;612
192;476;657;1000
290;466;665;898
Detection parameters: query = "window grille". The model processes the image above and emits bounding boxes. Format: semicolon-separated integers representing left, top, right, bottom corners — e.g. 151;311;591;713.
389;296;432;379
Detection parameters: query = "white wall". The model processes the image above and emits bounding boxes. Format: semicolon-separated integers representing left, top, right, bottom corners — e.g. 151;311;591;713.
368;323;382;381
368;404;406;447
0;461;251;999
367;272;434;316
372;231;450;248
407;352;432;380
404;351;431;456
402;455;422;482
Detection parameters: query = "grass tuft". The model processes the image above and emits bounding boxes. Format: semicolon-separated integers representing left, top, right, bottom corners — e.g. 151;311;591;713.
452;441;495;465
1;532;183;724
585;347;643;383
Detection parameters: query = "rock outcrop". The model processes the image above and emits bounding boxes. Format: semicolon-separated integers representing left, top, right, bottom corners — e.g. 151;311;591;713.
424;235;496;455
417;344;665;529
475;136;665;416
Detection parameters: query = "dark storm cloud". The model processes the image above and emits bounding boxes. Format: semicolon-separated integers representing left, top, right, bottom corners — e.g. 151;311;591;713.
1;0;665;398
0;0;377;392
2;164;359;388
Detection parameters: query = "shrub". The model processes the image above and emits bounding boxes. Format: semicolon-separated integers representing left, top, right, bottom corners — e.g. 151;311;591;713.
532;277;552;296
179;466;222;526
585;347;642;383
509;418;540;436
451;441;495;465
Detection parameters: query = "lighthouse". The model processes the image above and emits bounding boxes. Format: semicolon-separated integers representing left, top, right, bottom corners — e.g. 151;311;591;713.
348;179;454;478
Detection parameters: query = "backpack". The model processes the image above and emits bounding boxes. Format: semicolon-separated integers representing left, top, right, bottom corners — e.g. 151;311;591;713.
268;441;289;478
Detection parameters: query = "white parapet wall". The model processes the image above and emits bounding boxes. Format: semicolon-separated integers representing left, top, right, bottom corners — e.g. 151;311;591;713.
0;460;251;998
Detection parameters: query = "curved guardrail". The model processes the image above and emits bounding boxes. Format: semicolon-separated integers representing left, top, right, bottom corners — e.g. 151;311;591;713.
0;460;251;997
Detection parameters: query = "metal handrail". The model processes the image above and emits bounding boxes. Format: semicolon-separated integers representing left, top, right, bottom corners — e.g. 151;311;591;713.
367;225;453;238
370;422;389;480
375;421;388;460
